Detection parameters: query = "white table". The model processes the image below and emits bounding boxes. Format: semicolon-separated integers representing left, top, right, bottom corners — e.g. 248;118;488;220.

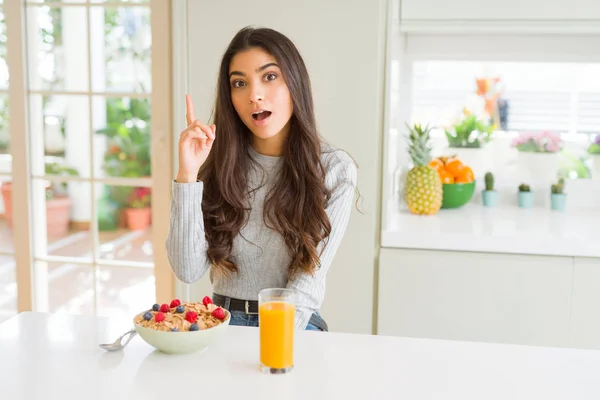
1;312;600;399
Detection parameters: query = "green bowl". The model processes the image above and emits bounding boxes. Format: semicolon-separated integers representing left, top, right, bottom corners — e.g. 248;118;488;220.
441;181;476;209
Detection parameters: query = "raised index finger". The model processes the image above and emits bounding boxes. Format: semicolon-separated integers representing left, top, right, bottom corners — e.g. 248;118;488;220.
185;94;195;125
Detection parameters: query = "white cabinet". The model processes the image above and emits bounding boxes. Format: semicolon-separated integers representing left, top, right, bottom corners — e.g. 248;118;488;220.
570;257;600;350
377;248;574;348
399;0;600;33
401;0;600;21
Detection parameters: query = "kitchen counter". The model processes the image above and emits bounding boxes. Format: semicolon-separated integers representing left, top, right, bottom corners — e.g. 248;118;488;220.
382;203;599;258
2;312;600;399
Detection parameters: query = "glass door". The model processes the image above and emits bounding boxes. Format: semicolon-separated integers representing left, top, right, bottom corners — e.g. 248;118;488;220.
0;3;17;323
0;0;173;323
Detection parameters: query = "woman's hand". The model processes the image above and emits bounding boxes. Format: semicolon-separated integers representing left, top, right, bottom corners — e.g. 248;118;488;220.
175;94;216;183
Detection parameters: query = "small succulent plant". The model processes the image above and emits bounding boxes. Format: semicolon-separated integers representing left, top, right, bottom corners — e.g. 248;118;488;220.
551;178;566;195
518;183;531;192
484;172;494;191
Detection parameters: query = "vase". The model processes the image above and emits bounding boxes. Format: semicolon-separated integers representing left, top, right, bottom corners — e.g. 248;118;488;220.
516;151;560;182
1;182;72;236
516;151;560;207
46;196;72;237
1;182;12;227
517;191;534;209
125;207;151;230
590;155;600;180
550;193;567;212
481;190;498;207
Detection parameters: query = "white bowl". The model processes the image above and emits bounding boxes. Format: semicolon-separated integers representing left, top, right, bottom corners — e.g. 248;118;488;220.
132;310;230;354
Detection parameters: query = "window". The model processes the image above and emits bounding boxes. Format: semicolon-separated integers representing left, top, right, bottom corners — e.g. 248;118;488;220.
0;0;173;323
383;33;600;225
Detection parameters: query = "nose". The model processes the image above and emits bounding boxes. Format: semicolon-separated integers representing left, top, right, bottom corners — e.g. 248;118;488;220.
249;85;264;103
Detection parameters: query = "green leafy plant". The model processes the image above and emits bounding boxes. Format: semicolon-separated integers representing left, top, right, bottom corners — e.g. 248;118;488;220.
96;98;151;178
445;114;494;148
44;157;79;199
588;135;600;155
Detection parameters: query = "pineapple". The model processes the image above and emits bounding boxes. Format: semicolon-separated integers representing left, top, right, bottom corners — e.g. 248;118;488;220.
404;123;442;215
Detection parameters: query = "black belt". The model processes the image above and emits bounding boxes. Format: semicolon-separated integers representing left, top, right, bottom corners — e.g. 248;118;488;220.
212;293;329;331
213;293;258;314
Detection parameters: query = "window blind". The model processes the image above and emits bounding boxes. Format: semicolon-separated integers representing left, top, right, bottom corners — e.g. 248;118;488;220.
410;61;600;135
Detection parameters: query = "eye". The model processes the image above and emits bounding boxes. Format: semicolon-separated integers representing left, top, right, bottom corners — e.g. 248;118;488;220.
264;73;277;82
231;80;246;88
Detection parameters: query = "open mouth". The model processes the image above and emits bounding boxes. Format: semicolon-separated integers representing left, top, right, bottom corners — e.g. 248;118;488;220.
252;110;272;121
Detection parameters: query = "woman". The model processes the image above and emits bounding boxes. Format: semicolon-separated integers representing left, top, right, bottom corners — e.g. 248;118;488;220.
165;26;357;331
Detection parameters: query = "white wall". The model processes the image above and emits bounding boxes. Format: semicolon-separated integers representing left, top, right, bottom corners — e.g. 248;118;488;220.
175;0;388;333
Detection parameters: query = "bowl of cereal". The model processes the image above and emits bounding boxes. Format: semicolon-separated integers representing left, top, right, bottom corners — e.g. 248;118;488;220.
133;296;230;354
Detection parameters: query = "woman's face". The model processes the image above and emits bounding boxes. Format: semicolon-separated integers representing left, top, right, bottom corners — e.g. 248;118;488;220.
229;47;293;150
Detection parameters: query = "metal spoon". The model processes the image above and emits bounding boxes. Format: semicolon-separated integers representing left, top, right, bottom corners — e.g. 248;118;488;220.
99;328;137;351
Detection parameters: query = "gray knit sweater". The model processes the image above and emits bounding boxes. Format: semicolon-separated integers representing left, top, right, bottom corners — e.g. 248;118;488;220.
165;144;357;330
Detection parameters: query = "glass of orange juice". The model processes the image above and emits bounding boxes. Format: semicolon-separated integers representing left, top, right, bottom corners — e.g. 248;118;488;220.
258;288;296;374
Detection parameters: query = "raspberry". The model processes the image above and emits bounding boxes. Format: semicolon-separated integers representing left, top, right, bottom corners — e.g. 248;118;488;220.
185;311;198;323
155;312;165;322
202;296;213;306
211;307;226;320
170;299;181;308
159;304;170;313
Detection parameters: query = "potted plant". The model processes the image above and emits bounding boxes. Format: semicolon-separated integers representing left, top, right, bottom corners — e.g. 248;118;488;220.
1;157;78;236
550;178;567;212
517;183;534;209
125;186;151;230
444;111;494;175
512;130;563;182
481;172;498;207
587;134;600;179
95;97;151;228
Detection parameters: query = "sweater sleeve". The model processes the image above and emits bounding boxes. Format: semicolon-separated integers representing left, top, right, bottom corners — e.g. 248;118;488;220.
286;152;358;330
165;180;212;284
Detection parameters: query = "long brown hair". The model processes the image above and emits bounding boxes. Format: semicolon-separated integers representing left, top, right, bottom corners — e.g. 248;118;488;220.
198;26;334;279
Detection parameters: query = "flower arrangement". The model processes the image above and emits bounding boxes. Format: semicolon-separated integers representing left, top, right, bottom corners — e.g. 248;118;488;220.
476;77;502;122
511;131;563;153
127;187;151;208
588;134;600;155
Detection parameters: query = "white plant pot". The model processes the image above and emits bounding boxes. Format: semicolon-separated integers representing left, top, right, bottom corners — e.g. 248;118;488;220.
516;151;560;181
516;151;561;207
590;155;600;180
444;146;491;183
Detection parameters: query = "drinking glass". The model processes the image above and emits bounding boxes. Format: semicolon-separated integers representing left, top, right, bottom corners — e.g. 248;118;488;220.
258;288;296;374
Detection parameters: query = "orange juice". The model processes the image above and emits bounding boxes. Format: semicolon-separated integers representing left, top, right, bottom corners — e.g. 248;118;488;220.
259;301;295;369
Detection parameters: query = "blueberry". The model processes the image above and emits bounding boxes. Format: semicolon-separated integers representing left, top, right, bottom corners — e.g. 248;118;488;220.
189;323;199;331
176;305;184;313
171;328;179;332
152;304;160;312
143;311;153;321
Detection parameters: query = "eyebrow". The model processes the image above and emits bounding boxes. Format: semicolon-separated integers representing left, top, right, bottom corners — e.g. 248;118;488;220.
229;62;279;78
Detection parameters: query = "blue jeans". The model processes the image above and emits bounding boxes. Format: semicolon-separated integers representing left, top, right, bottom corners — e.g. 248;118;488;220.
229;311;326;331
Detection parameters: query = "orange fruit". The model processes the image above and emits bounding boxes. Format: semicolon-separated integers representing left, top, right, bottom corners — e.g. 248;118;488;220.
444;158;464;177
428;159;444;171
438;169;454;184
456;166;474;183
